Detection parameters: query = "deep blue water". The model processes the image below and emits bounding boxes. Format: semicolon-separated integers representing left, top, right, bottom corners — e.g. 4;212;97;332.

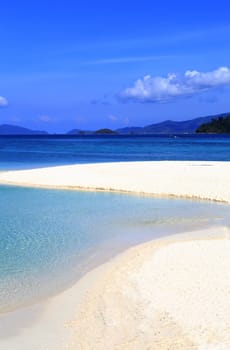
0;134;230;170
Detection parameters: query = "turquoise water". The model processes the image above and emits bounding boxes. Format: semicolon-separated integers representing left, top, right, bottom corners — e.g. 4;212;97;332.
0;185;229;313
0;135;229;313
0;134;230;170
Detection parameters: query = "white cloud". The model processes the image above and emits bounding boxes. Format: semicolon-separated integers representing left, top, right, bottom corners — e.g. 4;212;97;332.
0;96;8;107
123;117;130;125
121;67;230;103
108;115;118;122
83;55;173;65
39;115;52;122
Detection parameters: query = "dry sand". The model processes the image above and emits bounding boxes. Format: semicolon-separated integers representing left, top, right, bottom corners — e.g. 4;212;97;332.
0;161;230;349
0;161;229;202
2;228;230;350
68;228;230;350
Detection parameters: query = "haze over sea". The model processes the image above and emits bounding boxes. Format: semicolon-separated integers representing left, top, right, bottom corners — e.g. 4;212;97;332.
0;134;229;313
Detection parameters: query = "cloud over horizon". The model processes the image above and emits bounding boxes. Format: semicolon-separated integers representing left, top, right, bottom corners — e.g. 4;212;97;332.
0;96;8;107
121;67;230;103
39;115;53;123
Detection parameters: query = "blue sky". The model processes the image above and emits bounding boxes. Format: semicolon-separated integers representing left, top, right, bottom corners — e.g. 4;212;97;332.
1;0;230;132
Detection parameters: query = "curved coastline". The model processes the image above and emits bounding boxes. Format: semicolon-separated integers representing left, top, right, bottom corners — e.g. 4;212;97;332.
0;161;229;203
0;160;230;349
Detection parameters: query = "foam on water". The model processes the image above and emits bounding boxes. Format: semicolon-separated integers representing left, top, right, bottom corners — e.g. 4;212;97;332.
0;185;229;313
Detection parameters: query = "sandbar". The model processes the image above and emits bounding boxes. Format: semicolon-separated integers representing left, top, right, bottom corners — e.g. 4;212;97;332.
0;161;230;349
0;161;229;203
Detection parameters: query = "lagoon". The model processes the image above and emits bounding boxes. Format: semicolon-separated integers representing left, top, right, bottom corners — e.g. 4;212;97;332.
0;184;229;313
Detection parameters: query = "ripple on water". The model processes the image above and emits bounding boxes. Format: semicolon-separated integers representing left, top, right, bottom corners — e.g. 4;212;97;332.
0;185;229;313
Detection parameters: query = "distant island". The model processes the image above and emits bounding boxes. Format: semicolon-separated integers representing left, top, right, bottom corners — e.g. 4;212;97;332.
1;113;230;135
67;128;117;135
0;124;48;135
67;113;229;135
94;128;117;135
116;115;216;135
196;114;230;133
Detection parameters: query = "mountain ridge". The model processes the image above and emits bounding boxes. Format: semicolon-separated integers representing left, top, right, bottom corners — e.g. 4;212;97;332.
116;113;230;134
0;124;48;135
1;113;229;135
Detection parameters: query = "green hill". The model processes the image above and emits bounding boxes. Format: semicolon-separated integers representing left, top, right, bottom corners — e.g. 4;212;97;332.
94;128;117;134
196;115;230;133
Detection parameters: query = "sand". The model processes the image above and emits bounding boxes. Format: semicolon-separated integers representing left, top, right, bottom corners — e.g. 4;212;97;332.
68;228;230;350
0;161;229;202
0;161;230;349
2;227;230;350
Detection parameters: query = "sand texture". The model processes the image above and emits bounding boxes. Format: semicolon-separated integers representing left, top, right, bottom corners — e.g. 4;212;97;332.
2;228;230;349
0;161;229;203
0;161;230;349
68;228;230;350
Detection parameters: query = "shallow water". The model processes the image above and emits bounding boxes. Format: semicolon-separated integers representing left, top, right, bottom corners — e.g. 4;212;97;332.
0;185;229;313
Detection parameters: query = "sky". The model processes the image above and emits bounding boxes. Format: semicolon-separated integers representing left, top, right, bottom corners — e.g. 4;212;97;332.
1;0;230;133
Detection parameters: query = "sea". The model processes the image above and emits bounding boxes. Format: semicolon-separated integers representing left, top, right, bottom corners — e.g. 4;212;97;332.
0;134;230;312
0;134;230;170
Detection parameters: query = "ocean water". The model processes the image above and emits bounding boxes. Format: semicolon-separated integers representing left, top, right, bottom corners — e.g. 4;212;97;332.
0;185;229;313
0;134;230;170
0;134;230;313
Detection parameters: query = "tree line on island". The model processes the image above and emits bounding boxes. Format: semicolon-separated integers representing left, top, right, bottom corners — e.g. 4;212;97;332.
196;114;230;133
67;113;230;135
0;113;230;135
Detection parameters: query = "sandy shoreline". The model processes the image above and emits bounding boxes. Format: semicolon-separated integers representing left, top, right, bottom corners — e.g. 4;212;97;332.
1;227;230;349
0;161;230;349
69;227;230;350
0;161;229;203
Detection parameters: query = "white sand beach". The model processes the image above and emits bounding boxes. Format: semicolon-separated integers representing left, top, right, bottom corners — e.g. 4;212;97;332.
0;161;230;202
68;228;230;350
0;161;230;349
